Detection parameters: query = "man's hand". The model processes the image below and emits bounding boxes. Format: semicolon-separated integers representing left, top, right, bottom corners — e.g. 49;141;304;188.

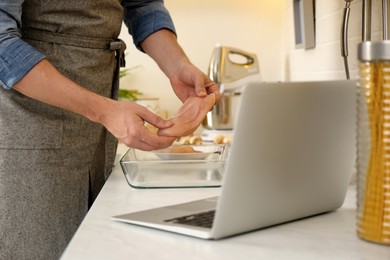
141;29;221;104
158;93;215;137
97;100;177;150
168;61;220;103
14;59;177;151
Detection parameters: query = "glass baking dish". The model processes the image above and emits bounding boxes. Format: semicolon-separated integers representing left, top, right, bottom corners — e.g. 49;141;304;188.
120;144;229;189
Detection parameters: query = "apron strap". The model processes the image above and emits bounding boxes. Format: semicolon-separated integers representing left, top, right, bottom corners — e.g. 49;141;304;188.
22;27;113;49
110;39;127;100
22;28;127;99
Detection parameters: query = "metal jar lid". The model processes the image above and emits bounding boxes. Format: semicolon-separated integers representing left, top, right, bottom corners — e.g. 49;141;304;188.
358;41;390;61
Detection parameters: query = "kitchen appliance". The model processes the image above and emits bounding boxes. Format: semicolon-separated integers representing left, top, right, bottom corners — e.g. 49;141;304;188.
202;45;261;138
356;0;390;245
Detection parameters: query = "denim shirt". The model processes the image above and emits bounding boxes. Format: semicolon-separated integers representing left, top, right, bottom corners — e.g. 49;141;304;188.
0;0;175;90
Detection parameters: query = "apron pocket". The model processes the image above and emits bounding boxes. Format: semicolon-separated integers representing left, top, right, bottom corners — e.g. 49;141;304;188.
0;89;63;150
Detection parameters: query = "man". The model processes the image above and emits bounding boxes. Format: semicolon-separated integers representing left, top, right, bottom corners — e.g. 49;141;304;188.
0;1;219;259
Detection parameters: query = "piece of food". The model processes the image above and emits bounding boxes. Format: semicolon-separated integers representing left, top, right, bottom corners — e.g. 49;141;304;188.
177;136;191;145
222;135;232;144
158;94;216;137
157;145;200;154
189;135;203;145
213;134;232;144
213;134;225;144
175;135;203;145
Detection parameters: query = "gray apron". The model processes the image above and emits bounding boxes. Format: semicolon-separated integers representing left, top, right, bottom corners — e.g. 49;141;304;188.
0;1;125;259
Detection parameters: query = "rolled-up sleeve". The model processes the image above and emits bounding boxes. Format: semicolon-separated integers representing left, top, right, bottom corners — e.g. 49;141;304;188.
121;0;176;51
0;1;45;89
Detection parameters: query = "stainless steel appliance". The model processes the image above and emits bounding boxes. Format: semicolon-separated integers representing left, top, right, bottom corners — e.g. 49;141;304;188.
202;45;261;131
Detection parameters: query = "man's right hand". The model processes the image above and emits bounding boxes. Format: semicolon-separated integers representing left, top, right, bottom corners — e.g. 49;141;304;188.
97;100;177;151
13;59;177;151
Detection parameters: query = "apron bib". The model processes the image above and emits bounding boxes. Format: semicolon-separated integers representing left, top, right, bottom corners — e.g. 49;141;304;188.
0;1;125;259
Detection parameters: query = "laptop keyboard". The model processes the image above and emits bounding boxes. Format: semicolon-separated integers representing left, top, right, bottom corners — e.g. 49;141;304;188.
164;210;215;228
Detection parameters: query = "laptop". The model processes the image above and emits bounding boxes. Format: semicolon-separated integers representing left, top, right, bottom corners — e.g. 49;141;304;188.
112;80;356;239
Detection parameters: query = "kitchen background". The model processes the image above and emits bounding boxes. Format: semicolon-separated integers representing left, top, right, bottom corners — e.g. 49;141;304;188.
119;0;383;117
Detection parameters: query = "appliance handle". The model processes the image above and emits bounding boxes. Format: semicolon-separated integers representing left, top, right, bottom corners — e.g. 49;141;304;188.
341;0;353;80
362;0;372;42
383;0;389;40
341;3;351;58
227;50;255;66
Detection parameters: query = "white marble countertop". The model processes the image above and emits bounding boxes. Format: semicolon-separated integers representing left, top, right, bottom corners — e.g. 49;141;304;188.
61;144;389;260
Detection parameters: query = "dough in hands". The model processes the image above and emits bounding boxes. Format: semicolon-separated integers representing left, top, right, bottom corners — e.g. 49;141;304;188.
158;94;215;137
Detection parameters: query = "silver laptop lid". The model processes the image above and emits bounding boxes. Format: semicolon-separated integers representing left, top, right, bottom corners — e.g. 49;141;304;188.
212;80;356;238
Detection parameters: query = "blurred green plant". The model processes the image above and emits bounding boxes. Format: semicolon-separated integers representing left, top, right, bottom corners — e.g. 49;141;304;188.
119;64;142;101
118;89;142;101
119;65;142;78
119;69;129;79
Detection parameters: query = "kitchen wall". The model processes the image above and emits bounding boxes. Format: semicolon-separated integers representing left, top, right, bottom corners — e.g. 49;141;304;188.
282;0;383;81
119;0;284;117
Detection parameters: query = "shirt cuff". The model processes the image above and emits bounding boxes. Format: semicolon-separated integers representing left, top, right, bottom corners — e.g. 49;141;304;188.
0;38;45;89
130;6;176;51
